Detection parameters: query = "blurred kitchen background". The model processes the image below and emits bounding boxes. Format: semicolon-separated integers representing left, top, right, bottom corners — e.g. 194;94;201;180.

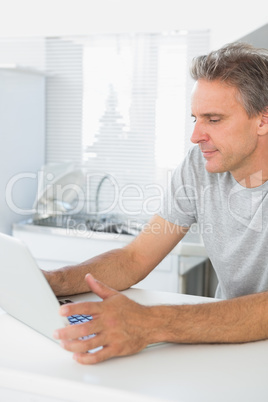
0;0;267;297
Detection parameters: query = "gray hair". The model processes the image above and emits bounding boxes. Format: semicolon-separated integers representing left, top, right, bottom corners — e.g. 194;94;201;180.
190;42;268;117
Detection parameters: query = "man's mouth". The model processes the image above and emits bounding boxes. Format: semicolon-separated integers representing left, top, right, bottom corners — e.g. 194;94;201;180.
200;149;218;158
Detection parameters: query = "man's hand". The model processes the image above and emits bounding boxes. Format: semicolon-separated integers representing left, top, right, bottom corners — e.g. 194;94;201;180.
53;274;158;364
53;273;268;364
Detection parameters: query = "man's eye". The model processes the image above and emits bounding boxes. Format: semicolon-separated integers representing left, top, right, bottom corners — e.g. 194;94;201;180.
192;118;197;123
210;119;220;123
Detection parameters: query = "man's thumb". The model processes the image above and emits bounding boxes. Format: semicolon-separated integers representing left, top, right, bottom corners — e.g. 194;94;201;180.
85;273;117;300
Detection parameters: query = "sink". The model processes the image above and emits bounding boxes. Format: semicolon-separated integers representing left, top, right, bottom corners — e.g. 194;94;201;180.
32;213;145;236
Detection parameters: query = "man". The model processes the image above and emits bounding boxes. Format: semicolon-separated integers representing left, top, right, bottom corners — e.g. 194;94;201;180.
46;42;268;364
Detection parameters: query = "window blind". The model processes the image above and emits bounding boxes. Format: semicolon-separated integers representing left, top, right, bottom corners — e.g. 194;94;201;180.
45;38;83;163
45;31;209;217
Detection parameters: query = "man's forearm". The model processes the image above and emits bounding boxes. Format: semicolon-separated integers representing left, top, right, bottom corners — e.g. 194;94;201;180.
148;291;268;345
54;277;268;365
45;247;142;296
44;215;188;298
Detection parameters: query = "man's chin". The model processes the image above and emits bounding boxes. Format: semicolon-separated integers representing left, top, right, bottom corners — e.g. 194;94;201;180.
205;161;226;174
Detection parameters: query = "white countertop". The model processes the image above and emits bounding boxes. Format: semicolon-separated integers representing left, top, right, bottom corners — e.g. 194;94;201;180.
1;288;267;402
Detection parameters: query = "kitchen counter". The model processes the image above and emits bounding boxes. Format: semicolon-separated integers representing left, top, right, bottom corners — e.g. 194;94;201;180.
13;220;208;258
1;288;267;402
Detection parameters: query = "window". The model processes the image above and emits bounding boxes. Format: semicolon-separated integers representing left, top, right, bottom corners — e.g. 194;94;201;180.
46;31;209;217
0;32;209;219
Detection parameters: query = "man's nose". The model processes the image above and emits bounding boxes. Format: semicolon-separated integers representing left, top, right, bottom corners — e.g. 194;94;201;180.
190;121;209;144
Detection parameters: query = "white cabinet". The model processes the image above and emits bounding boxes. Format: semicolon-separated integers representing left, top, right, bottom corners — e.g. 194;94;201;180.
12;224;180;293
0;68;45;234
13;222;212;294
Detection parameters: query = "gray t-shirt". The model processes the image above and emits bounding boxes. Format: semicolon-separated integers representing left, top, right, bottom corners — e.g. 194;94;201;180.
159;145;268;299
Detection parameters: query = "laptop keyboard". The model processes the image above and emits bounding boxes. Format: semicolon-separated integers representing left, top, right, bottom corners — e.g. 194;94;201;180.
59;299;101;352
59;299;92;325
67;314;93;325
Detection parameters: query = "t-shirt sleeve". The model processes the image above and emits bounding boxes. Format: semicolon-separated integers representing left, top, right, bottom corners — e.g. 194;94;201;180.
158;148;198;227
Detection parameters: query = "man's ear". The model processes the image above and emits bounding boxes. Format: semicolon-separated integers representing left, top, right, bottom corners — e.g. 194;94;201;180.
257;107;268;134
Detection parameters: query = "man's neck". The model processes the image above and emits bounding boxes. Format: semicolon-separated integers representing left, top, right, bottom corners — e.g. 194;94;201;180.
231;138;268;188
236;171;268;188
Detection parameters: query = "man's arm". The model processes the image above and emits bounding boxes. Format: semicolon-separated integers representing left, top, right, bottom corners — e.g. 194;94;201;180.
44;214;189;296
54;274;268;365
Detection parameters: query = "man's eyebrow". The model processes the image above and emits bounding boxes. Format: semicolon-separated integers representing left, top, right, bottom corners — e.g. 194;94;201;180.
191;113;225;118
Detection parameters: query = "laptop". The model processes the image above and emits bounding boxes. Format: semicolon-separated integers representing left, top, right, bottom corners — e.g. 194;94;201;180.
0;232;166;353
0;232;93;344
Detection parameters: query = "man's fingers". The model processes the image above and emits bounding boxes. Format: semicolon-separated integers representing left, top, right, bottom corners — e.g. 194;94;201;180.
55;275;143;365
73;346;117;365
54;319;102;341
85;274;118;300
59;300;101;318
60;332;106;354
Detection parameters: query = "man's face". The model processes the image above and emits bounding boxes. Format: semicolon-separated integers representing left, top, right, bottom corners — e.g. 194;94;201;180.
191;79;263;181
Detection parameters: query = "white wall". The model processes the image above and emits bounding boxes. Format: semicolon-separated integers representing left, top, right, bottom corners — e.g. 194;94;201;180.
0;0;267;49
